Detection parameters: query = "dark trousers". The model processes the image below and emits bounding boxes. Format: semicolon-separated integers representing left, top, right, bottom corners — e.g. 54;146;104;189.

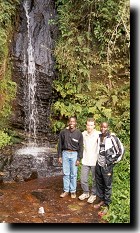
95;162;113;206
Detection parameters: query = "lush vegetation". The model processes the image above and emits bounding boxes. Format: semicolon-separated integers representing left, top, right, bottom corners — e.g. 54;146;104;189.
51;0;130;223
51;0;130;137
0;0;19;148
109;147;130;223
0;0;130;223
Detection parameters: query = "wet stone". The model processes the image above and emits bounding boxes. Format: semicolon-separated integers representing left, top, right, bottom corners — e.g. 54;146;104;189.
31;191;47;202
0;143;62;182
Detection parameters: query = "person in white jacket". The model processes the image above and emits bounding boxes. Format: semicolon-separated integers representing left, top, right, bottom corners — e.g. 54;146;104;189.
94;122;123;217
78;118;100;203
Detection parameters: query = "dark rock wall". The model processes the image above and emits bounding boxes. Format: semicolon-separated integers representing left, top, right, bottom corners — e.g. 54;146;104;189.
11;0;58;137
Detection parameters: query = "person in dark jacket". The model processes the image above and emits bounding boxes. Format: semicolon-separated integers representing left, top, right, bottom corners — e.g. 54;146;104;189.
94;122;122;216
58;116;83;198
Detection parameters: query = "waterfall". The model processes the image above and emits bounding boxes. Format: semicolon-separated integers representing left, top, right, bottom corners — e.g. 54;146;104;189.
8;0;62;179
16;0;51;156
23;0;38;145
14;0;58;158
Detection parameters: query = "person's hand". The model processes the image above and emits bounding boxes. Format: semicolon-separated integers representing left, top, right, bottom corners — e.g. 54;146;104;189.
75;160;80;166
58;157;62;164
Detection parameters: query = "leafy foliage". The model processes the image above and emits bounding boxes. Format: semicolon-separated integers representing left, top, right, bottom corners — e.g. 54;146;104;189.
0;0;19;144
0;80;17;128
52;0;129;135
52;0;130;223
0;130;11;149
0;0;20;66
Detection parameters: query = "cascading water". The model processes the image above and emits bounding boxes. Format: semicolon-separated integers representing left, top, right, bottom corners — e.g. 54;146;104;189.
23;0;38;145
8;0;62;180
17;0;50;156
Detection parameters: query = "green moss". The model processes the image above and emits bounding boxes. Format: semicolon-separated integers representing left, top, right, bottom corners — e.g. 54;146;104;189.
0;130;11;149
0;0;20;144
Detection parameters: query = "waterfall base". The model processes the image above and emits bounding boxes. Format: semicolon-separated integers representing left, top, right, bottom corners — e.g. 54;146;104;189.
0;143;62;183
16;146;54;156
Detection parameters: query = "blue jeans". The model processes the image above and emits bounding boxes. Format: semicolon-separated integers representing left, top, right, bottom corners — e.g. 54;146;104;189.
62;150;78;193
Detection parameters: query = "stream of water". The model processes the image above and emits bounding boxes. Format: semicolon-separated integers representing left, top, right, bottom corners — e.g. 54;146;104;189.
23;0;38;146
17;0;45;156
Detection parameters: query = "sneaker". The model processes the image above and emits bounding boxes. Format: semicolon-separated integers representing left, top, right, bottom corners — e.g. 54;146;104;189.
87;194;96;203
60;192;69;198
78;193;89;200
94;200;104;209
71;192;76;198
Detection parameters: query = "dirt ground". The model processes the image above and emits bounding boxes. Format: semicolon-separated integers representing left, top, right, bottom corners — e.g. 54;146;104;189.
0;175;107;224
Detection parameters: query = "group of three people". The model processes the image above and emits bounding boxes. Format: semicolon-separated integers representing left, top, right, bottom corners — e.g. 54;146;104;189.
57;116;122;216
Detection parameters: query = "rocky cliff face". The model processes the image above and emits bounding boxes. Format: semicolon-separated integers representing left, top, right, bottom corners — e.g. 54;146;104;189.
11;0;58;139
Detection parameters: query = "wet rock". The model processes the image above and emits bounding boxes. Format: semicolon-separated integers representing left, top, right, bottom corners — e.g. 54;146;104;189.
0;143;62;182
11;0;58;138
24;169;38;181
31;191;47;202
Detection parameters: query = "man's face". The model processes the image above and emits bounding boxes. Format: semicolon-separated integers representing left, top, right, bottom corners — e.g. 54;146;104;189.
100;122;108;135
86;121;95;133
68;118;77;130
